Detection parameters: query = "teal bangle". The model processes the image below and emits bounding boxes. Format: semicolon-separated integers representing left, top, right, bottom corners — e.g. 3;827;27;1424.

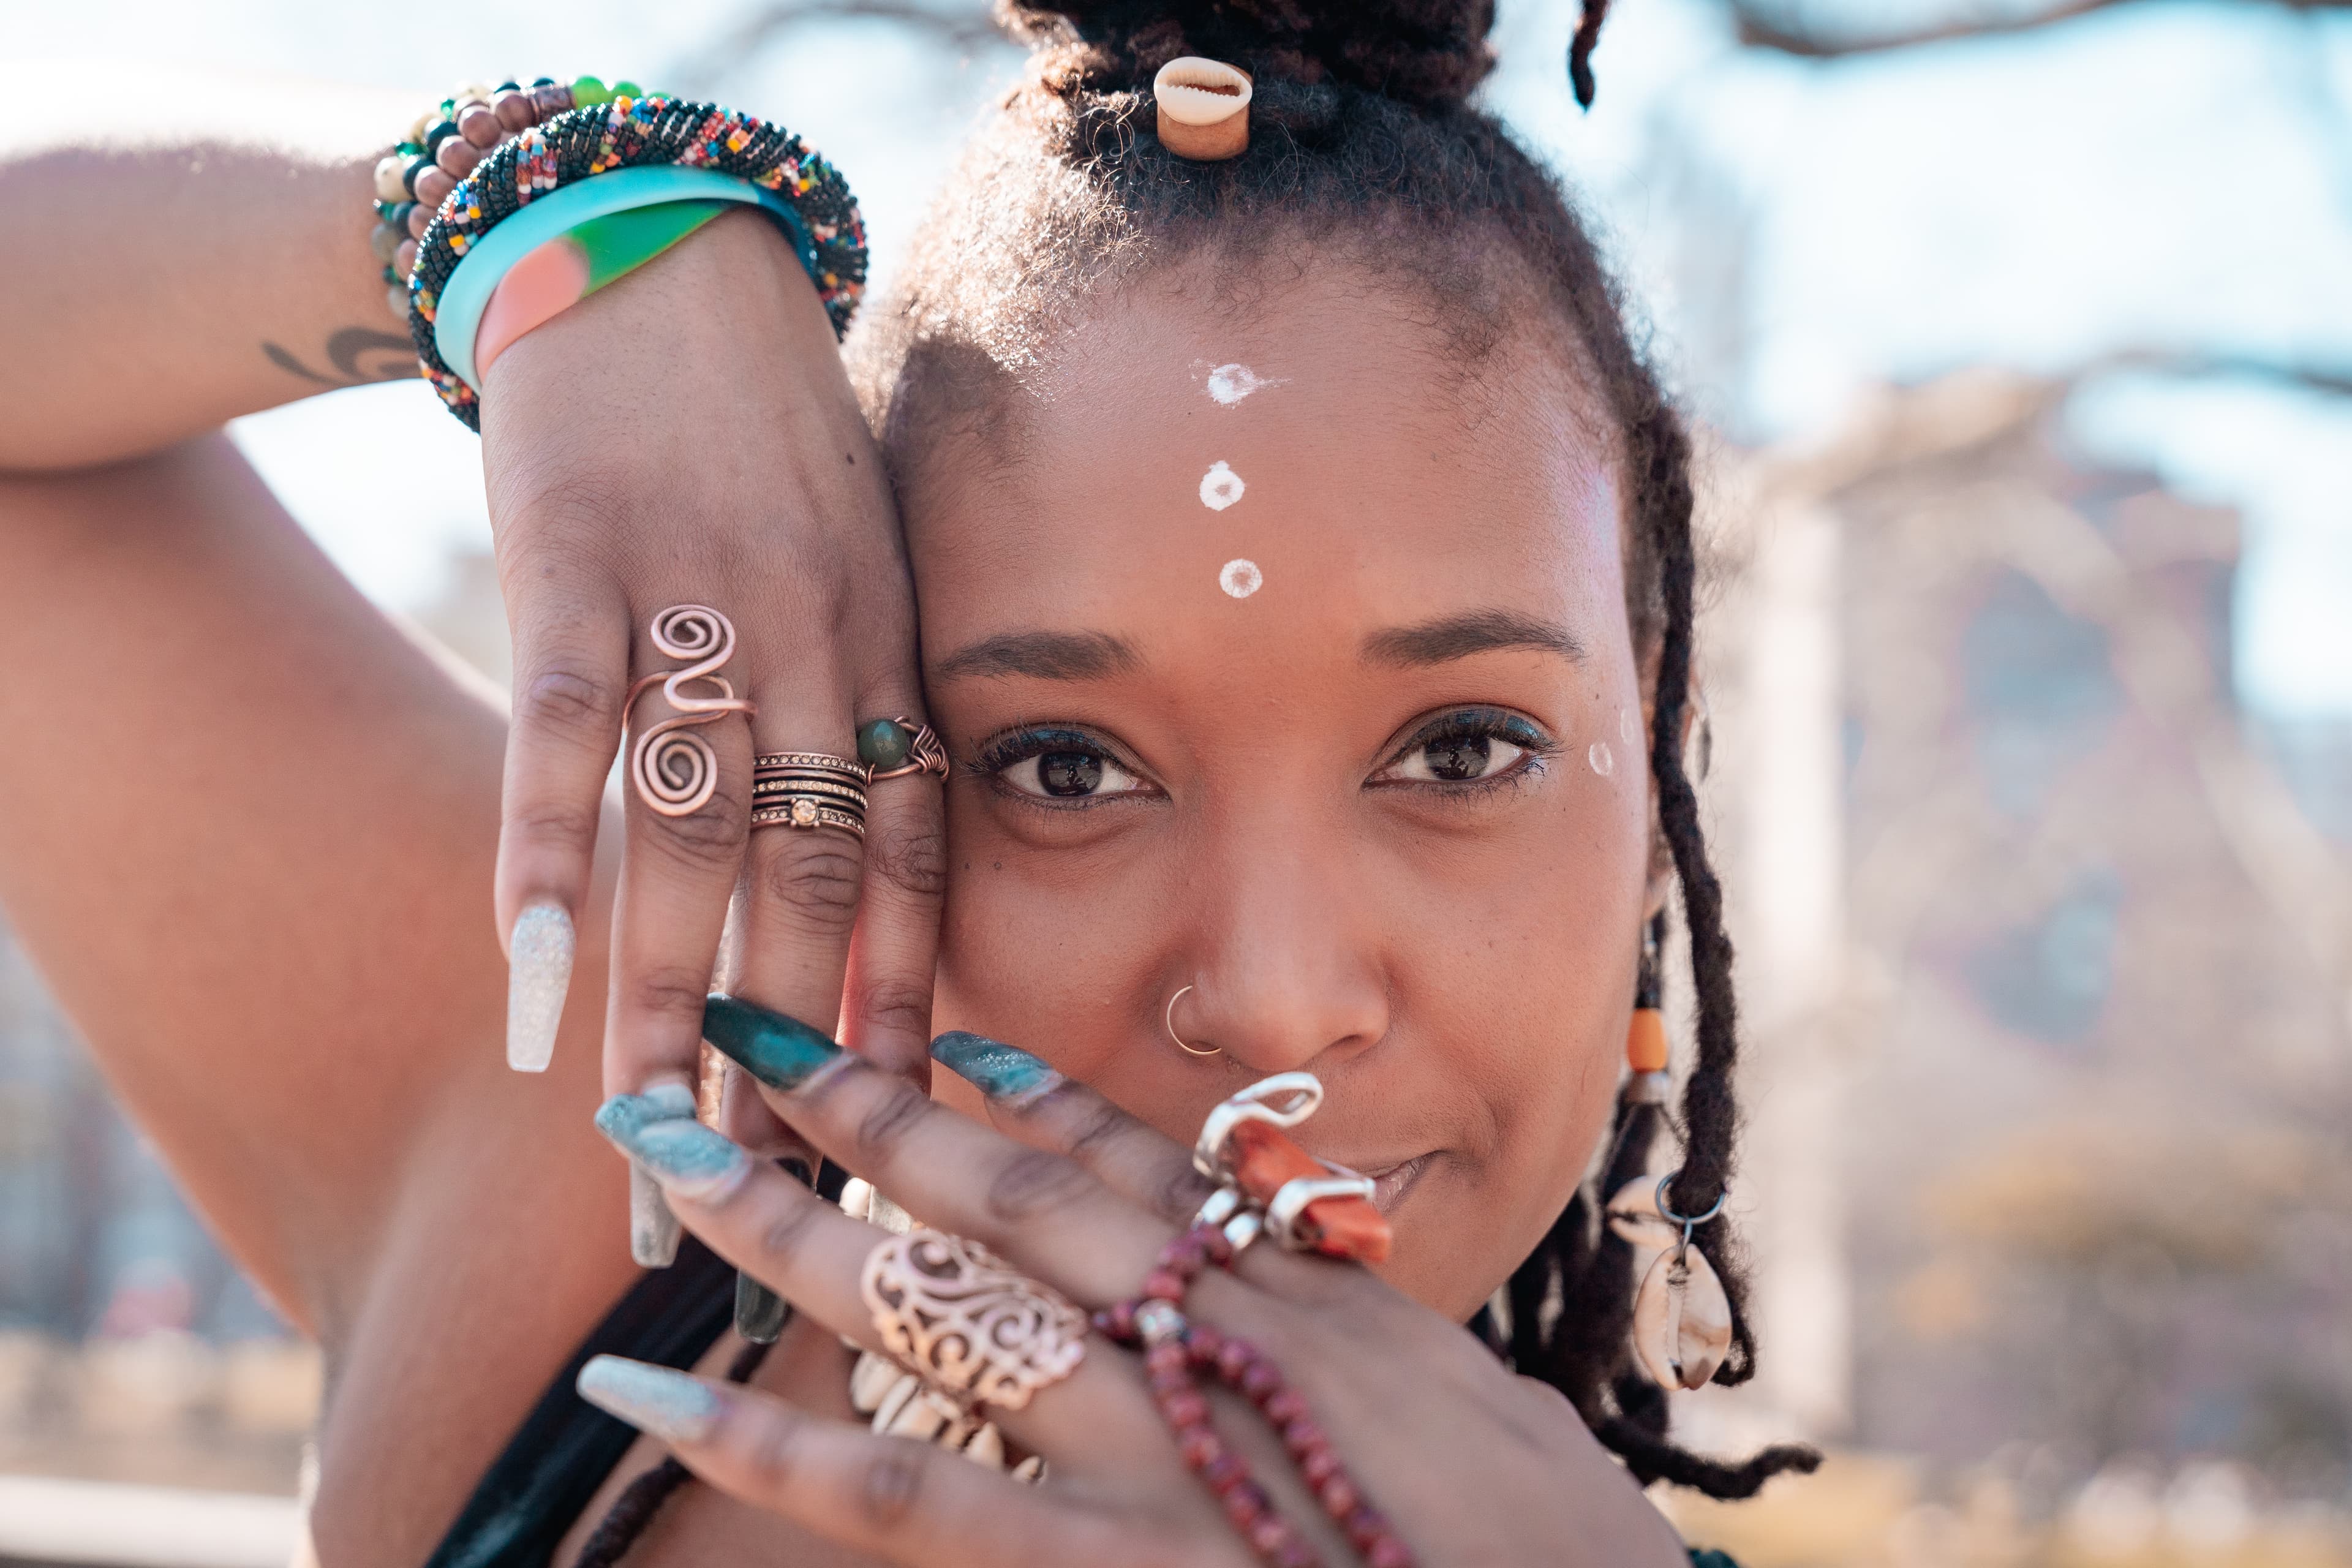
433;164;816;392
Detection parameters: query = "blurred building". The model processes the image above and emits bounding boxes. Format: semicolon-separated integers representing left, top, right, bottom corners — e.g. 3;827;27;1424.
1703;372;2352;1512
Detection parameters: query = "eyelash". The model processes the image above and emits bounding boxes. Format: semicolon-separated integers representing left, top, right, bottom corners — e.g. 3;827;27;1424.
1373;707;1558;800
971;726;1155;812
971;709;1558;811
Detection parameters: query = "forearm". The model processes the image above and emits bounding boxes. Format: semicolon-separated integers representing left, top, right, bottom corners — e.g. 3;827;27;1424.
0;62;417;472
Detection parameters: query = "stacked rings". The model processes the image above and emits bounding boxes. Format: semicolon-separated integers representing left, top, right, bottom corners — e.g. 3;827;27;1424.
751;751;870;839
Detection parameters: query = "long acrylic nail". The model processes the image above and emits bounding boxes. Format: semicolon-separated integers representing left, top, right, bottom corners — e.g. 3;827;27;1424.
577;1355;724;1445
506;902;575;1072
735;1271;791;1344
932;1031;1063;1106
596;1093;753;1202
631;1168;680;1267
701;993;842;1091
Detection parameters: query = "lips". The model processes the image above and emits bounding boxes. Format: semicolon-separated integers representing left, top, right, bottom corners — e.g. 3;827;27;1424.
1359;1153;1435;1216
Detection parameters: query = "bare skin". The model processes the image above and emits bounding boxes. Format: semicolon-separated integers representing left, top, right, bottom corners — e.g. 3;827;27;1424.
0;100;1686;1568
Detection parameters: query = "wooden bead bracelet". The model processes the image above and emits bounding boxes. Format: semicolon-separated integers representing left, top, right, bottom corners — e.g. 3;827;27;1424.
1096;1224;1417;1568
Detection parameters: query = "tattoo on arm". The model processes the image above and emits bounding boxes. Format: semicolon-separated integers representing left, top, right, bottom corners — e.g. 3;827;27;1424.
262;327;416;388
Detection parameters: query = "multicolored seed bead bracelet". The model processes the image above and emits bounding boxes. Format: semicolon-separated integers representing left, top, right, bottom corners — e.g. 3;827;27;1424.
405;93;867;428
371;77;638;323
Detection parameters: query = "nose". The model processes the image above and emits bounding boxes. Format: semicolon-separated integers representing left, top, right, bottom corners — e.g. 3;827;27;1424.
1172;824;1389;1076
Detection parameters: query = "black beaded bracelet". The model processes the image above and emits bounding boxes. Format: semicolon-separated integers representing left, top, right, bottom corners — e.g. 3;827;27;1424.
404;92;868;429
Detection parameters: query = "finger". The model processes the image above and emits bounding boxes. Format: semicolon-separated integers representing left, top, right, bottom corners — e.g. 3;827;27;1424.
575;1357;1120;1568
730;661;865;1035
589;1103;1146;1450
699;997;1169;1303
604;646;755;1106
494;573;630;1072
933;1033;1219;1229
839;706;947;1082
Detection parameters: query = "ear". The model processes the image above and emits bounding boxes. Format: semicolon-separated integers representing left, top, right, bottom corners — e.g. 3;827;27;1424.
1640;678;1706;921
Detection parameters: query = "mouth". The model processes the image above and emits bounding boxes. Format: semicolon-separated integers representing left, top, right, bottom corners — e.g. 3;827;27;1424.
1357;1153;1436;1216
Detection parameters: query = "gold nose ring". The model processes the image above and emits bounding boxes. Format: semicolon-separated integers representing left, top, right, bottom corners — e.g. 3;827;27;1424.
1164;986;1221;1058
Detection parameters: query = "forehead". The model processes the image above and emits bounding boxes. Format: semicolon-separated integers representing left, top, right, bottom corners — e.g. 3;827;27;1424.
902;261;1626;667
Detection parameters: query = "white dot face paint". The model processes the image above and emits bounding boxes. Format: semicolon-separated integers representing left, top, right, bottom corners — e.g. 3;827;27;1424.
1219;559;1264;598
1620;709;1639;748
1206;363;1282;404
1588;741;1615;777
1199;460;1246;511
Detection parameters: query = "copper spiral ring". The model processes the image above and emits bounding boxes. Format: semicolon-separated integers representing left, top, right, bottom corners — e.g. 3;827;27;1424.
623;606;756;818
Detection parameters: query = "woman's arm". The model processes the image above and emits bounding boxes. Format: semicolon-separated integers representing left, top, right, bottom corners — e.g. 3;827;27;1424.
0;438;625;1342
0;62;417;472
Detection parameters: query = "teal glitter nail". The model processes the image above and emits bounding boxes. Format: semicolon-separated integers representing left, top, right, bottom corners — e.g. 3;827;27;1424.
932;1031;1063;1103
595;1095;752;1200
701;993;841;1090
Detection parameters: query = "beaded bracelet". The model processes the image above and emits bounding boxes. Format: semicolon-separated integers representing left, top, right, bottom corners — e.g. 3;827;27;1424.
369;77;642;323
405;92;867;429
1098;1227;1417;1568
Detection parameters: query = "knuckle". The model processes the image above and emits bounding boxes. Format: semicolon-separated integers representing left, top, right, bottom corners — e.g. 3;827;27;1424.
505;798;601;853
646;780;752;867
738;1409;802;1495
1153;1162;1220;1224
851;976;933;1044
862;816;947;903
983;1147;1095;1227
754;840;865;931
1061;1100;1133;1160
856;1443;928;1532
627;963;717;1025
515;665;622;740
755;1196;826;1262
849;1079;935;1171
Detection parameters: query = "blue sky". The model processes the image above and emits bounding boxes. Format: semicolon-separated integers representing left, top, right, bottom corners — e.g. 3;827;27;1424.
26;0;2350;714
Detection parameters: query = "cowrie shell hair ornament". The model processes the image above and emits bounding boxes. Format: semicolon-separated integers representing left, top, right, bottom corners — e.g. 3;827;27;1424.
1154;56;1253;161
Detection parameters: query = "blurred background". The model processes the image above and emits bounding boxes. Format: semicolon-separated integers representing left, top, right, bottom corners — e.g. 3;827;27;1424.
3;1;2348;1565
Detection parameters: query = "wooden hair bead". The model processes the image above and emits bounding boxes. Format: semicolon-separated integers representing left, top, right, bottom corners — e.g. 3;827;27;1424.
1152;56;1252;162
1626;1006;1668;1073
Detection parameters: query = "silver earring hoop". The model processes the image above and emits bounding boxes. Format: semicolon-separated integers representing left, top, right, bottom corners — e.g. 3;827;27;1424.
1164;985;1220;1057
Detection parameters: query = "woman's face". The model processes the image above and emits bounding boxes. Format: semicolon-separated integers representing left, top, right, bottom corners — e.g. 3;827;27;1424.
901;260;1649;1319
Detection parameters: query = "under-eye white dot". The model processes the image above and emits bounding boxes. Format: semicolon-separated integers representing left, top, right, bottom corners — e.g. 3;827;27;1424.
1620;709;1639;747
1207;364;1280;404
1199;461;1246;511
1588;741;1615;777
1219;559;1263;598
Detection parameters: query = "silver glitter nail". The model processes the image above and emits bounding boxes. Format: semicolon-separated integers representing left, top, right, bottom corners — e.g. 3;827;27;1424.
506;902;575;1072
631;1164;681;1267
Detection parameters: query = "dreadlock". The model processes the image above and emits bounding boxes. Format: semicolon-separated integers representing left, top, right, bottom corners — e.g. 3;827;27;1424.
855;0;1819;1499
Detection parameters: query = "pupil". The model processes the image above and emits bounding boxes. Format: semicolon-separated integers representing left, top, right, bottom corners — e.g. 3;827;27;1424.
1040;752;1103;796
1425;736;1490;782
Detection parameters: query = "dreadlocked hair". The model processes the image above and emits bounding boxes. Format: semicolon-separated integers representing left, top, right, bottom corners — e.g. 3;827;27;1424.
845;0;1819;1502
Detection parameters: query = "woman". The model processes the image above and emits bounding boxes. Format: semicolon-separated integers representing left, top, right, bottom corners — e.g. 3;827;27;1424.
0;2;1814;1564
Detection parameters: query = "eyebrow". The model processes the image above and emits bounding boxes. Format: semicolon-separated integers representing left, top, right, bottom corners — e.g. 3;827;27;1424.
931;630;1143;683
1361;609;1587;668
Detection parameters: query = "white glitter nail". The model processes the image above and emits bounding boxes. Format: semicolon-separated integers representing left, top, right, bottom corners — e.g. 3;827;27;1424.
1219;559;1263;598
506;902;574;1072
1199;461;1246;511
578;1356;724;1444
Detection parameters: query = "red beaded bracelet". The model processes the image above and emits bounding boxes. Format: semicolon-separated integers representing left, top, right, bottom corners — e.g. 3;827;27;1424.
1096;1224;1417;1568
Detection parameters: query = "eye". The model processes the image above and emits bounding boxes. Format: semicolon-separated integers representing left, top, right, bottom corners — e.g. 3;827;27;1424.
1371;708;1552;790
980;728;1154;803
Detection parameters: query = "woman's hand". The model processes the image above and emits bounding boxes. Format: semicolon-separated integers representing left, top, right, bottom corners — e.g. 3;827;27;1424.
480;212;941;1145
584;1017;1693;1567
